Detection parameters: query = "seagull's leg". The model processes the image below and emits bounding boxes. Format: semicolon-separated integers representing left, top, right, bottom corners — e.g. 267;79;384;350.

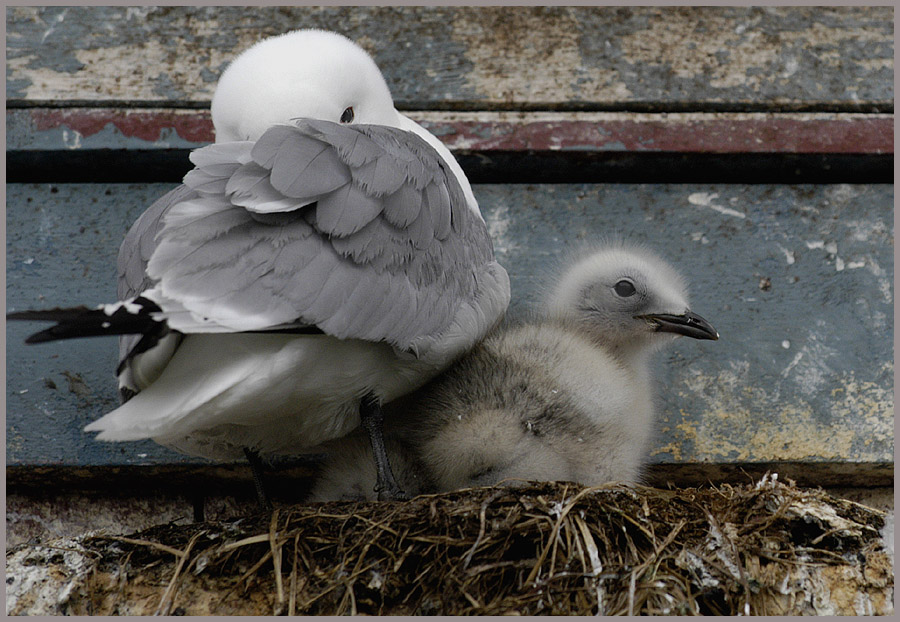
359;395;408;501
243;447;273;511
192;495;206;523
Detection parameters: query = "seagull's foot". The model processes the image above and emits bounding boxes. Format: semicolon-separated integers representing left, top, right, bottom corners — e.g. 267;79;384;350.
374;480;411;502
360;394;409;502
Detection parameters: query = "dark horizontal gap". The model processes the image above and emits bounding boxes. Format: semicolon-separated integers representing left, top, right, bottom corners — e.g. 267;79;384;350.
644;461;894;489
7;460;893;499
6;99;894;115
6;459;323;501
458;152;893;184
400;100;895;115
7;149;893;184
6;100;214;110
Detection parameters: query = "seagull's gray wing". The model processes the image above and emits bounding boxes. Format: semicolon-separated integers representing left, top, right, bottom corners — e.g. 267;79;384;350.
142;119;498;351
116;183;197;369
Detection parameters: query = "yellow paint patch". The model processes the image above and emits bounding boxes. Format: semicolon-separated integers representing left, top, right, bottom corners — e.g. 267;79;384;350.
651;363;893;463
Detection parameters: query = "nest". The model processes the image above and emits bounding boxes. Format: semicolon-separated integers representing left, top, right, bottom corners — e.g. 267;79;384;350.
9;475;892;615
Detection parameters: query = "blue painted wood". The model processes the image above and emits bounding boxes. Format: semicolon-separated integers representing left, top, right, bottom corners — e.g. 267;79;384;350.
6;184;190;465
7;183;893;469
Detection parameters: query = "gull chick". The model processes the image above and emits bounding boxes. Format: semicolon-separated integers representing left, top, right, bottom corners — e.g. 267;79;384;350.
309;243;717;500
7;29;510;501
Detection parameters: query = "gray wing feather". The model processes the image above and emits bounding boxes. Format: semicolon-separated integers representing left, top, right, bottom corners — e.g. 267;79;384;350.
225;162;307;213
182;142;254;195
314;181;383;236
136;119;495;349
116;184;197;364
254;127;351;201
381;182;422;228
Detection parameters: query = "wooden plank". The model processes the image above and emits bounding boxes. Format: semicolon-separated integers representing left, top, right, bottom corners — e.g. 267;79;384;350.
7;183;893;479
7;109;893;154
7;6;893;110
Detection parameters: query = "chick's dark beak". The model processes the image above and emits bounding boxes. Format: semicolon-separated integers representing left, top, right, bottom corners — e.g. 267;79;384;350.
635;310;719;341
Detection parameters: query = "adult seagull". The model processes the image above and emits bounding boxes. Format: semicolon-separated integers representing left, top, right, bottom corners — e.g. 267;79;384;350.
8;29;511;501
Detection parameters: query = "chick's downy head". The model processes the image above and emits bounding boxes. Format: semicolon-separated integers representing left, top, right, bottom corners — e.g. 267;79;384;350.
546;243;718;352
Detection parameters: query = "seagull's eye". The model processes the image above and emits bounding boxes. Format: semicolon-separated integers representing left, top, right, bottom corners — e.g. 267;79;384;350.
340;107;354;124
614;279;636;297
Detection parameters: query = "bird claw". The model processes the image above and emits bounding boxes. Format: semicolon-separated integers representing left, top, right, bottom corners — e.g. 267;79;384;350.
374;481;410;502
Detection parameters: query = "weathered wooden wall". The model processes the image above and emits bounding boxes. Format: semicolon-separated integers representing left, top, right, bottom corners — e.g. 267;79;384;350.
6;6;893;495
6;6;892;108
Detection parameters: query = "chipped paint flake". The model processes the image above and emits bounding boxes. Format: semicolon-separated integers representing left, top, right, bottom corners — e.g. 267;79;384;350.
62;128;82;150
690;231;710;245
484;200;515;256
687;192;747;219
777;244;796;265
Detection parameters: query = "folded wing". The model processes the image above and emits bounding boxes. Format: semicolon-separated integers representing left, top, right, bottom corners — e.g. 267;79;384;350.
134;119;497;352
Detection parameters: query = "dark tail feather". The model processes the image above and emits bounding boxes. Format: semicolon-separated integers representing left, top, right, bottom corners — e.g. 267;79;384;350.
8;297;164;344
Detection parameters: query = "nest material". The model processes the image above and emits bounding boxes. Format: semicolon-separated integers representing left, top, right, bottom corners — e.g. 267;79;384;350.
8;475;893;615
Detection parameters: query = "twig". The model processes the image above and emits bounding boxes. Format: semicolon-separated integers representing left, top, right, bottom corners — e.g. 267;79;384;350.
462;490;504;569
217;533;270;552
631;519;686;578
104;536;185;558
288;533;299;616
627;569;636;616
526;486;597;586
154;531;202;616
573;515;605;614
269;510;285;614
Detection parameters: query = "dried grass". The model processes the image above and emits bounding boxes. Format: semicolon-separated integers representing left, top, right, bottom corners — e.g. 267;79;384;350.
72;475;891;615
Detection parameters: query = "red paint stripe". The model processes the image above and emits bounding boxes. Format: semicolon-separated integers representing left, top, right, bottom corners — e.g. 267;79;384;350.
425;118;893;155
27;108;214;144
16;109;893;154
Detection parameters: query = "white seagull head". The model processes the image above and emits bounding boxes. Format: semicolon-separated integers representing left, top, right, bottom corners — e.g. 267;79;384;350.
211;29;401;142
545;243;719;354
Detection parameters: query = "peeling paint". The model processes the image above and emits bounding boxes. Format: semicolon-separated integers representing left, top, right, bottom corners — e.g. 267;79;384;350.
6;6;893;107
8;109;892;155
654;361;893;463
452;9;587;104
61;128;82;150
687;192;747;219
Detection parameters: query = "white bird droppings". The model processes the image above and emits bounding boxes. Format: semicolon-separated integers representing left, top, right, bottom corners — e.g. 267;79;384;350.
687;192;747;219
776;245;795;265
690;231;710;245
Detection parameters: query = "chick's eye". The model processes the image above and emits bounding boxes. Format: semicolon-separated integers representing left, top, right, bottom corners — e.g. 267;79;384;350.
340;107;354;123
614;279;636;297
